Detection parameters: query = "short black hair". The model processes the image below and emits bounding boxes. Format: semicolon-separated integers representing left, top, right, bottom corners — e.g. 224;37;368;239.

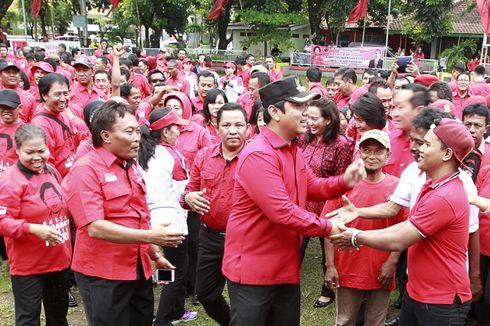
325;77;335;86
120;67;131;81
97;56;109;66
120;82;137;98
234;55;246;66
475;65;486;76
453;63;466;74
15;124;46;149
217;103;248;125
306;66;322;83
401;83;431;108
412;107;454;130
91;101;134;147
250;72;270;88
94;69;111;81
38;73;70;103
368;79;390;95
127;54;139;67
429;82;453;101
463;103;490;126
198;70;216;85
19;71;30;90
119;58;132;69
334;67;357;84
351;93;386;130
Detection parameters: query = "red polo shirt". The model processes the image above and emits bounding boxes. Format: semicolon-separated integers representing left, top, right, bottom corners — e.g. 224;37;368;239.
268;68;283;82
241;68;251;88
0;120;23;174
407;172;471;304
69;82;107;109
222;127;350;285
192;96;204;113
469;81;490;97
31;107;88;178
383;129;412;178
452;91;471;119
165;75;191;97
476;165;490;256
62;147;153;281
0;162;71;276
334;92;350;109
323;175;407;290
181;143;241;230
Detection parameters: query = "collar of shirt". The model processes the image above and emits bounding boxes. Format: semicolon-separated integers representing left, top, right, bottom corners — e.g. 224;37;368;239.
16;161;50;179
261;126;299;149
96;147;134;170
424;171;460;190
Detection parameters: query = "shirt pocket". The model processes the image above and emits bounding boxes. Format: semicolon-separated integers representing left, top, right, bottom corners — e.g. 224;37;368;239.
201;169;219;194
101;182;131;201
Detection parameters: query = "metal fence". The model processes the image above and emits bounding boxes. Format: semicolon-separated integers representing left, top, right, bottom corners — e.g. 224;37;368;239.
290;51;438;73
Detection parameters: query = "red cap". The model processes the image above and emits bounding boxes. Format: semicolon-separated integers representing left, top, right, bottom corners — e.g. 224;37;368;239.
225;62;236;70
30;61;55;74
149;110;188;131
414;74;439;87
432;118;474;162
463;95;487;108
431;99;455;114
146;57;157;70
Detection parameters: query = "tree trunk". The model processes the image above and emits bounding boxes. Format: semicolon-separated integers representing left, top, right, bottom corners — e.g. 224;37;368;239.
0;0;14;23
217;0;233;50
308;0;327;45
144;25;150;48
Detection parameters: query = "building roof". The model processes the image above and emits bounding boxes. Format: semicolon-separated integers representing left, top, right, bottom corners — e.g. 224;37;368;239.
390;0;483;35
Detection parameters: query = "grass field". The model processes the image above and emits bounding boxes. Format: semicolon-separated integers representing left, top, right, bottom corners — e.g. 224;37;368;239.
0;238;398;325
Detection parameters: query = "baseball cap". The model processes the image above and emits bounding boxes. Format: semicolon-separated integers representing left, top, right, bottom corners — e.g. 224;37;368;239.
149;110;188;131
414;74;439;87
359;129;391;151
0;89;21;109
224;62;236;70
0;61;20;73
73;56;93;69
259;76;320;108
432;118;474;162
250;64;268;74
30;61;55;74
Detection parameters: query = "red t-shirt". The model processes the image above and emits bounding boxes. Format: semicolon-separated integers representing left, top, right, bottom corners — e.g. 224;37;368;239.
476;165;490;256
69;82;107;109
408;172;472;304
322;175;408;290
181;143;240;231
165;75;191;97
0;85;37;122
0;120;23;174
62;147;153;281
309;82;328;98
0;163;71;276
130;73;152;99
176;121;212;169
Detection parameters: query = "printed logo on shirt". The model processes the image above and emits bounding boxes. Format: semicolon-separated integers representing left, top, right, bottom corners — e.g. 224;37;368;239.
39;182;70;246
0;206;6;215
104;173;118;182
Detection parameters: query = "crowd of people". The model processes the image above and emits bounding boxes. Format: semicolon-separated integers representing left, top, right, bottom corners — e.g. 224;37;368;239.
0;38;489;326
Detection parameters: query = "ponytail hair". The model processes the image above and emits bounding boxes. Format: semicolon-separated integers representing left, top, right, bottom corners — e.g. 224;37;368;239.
138;108;172;170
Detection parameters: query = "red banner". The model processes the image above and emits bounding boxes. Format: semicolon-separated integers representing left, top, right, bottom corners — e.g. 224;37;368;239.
347;0;368;24
310;45;385;69
207;0;230;20
32;0;41;18
477;0;490;36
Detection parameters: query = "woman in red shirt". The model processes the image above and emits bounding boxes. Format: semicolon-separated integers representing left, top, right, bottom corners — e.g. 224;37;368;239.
300;98;352;308
193;88;228;145
0;124;71;326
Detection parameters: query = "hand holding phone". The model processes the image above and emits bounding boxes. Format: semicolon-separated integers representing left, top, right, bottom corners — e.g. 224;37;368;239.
396;56;412;73
155;269;175;283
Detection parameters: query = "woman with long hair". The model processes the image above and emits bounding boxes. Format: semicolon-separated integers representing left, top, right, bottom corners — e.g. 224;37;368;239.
199;88;228;144
299;98;352;309
138;108;198;325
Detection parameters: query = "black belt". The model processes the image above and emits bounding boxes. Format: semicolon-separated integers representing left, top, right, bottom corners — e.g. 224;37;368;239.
202;223;226;236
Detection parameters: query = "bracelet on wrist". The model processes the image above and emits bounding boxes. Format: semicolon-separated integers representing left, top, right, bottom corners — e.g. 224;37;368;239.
150;252;163;261
351;231;362;248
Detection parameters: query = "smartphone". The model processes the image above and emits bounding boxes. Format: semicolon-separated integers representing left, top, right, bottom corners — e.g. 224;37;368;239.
155;269;175;282
396;56;412;73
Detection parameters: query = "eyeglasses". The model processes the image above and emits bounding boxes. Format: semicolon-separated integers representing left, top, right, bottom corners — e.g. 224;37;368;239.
151;78;165;83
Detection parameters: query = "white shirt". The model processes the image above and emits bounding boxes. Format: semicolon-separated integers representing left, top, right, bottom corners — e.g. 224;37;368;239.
390;161;479;233
139;145;189;235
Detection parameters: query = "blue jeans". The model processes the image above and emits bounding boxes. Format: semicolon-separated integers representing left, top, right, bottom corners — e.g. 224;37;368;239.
399;292;471;326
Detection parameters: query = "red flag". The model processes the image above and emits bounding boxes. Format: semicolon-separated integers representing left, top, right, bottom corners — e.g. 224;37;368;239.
32;0;41;18
347;0;368;24
477;0;490;36
110;0;120;9
207;0;231;20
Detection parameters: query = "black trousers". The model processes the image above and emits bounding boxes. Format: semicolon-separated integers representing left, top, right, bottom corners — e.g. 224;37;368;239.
399;292;471;326
186;211;201;296
11;268;69;326
396;250;408;302
475;254;490;325
195;226;230;326
75;271;154;326
300;236;332;297
154;236;189;325
227;280;300;326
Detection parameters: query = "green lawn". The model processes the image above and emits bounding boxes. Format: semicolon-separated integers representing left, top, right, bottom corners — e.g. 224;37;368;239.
0;239;398;325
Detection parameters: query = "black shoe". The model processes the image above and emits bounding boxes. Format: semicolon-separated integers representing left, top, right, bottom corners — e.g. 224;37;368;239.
191;294;200;306
313;294;335;308
384;316;399;326
68;291;78;307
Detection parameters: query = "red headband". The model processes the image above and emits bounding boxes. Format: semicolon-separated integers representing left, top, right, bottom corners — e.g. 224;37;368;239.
149;110;186;131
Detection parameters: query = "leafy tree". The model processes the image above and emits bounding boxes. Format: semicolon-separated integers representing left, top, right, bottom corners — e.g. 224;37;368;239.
441;39;476;71
0;0;15;24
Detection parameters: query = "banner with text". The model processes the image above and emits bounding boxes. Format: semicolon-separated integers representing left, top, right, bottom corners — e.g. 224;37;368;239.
310;46;385;69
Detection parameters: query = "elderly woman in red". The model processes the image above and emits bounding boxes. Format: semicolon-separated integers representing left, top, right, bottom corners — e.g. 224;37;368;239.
0;124;71;326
